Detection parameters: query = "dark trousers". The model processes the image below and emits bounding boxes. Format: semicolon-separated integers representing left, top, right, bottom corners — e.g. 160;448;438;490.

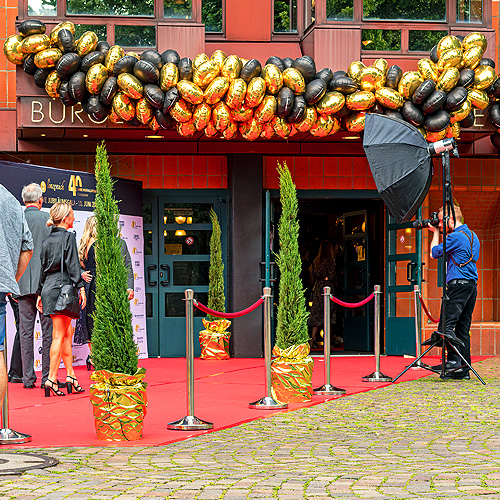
18;294;53;386
6;296;22;379
438;281;477;372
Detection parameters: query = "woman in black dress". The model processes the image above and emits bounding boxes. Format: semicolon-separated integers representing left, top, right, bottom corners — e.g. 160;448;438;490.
36;203;86;396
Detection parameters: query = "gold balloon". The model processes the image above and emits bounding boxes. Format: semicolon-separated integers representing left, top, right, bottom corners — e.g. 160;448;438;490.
117;73;143;99
449;121;461;139
177;120;196;138
223;119;238;140
193;60;219;88
136;97;153;125
462;45;483;69
204;77;230;105
76;31;98;57
272;116;292;139
473;65;496;90
112;91;135;121
126;51;140;59
225;78;247;109
34;48;63;68
295;106;317;132
262;64;283;95
204;119;218;137
310;114;335;137
177;80;204;105
240;117;262;141
437;48;463;71
108;108;121;124
316;91;345;116
221;55;242;81
245;77;266;107
359;66;385;92
231;103;253;122
105;45;125;73
211;49;227;68
450;99;471;123
240;58;249;67
282;68;305;94
398;71;423;99
254;95;277;123
426;128;448;143
373;58;388;75
346;112;366;133
160;63;179;91
45;70;61;98
462;32;487;52
170;99;192;123
417;58;438;82
437;35;462;59
149;116;160;132
19;34;50;54
3;35;25;65
193;102;212;131
50;22;75;46
346;91;375;111
436;67;460;92
261;122;275;140
86;63;108;94
375;87;403;109
348;61;365;82
468;88;489;109
193;53;209;70
213;101;231;132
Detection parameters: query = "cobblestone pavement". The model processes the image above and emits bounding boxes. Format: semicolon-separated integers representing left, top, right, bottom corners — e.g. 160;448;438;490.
2;358;500;500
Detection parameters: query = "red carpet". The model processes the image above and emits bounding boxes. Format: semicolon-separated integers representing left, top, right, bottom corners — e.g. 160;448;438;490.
4;355;489;448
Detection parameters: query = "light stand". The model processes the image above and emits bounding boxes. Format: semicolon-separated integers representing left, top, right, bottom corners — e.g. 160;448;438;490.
393;139;485;385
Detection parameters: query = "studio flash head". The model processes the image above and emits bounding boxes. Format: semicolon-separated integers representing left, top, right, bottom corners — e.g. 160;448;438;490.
428;137;459;157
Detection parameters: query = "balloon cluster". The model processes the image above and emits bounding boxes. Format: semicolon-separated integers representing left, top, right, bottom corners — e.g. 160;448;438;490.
3;21;500;144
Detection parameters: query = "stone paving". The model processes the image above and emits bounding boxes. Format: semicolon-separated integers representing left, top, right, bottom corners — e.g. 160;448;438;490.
1;357;500;499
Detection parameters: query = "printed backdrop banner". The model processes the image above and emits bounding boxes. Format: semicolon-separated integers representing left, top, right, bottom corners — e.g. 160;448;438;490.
0;160;147;370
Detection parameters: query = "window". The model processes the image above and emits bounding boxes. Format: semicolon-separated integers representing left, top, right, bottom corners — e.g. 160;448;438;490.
67;0;154;16
409;30;447;51
164;0;192;19
327;0;353;21
274;0;298;32
115;25;156;47
203;0;223;32
28;0;56;17
363;0;446;21
75;24;107;40
457;0;482;22
361;29;401;51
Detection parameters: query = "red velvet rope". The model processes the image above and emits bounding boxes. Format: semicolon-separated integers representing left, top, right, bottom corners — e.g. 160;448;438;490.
330;293;375;308
419;294;439;323
193;297;265;318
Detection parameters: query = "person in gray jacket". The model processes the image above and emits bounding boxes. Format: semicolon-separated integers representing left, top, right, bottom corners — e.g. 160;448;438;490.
17;184;53;389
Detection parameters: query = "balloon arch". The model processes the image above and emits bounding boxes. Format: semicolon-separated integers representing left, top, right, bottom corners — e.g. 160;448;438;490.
4;20;500;148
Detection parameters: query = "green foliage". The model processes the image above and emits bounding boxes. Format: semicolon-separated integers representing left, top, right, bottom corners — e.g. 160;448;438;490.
274;0;292;32
202;0;223;32
275;162;309;349
67;0;153;16
362;0;445;20
361;29;401;51
207;208;225;321
92;142;138;375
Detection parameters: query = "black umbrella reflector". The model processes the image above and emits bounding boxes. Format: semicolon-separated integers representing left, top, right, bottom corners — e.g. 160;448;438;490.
363;114;433;223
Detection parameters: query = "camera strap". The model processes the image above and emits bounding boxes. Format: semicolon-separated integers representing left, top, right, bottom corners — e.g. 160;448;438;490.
450;229;477;267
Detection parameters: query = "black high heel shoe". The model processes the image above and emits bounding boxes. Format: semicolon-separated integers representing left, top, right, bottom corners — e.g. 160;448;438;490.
44;379;65;397
86;355;93;371
66;375;85;394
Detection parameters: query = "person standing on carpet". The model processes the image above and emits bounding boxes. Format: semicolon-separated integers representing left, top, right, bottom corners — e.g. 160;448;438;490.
36;203;86;396
0;184;33;406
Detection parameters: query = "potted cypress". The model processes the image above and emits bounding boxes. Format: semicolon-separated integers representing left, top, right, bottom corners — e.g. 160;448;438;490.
199;208;231;359
89;142;147;441
271;162;313;403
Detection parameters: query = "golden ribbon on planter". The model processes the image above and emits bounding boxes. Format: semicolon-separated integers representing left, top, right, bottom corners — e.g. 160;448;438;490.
199;318;231;360
90;368;148;442
271;343;313;404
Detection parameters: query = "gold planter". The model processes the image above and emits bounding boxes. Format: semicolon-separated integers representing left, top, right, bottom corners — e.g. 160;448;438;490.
89;367;147;441
271;343;313;403
199;318;231;360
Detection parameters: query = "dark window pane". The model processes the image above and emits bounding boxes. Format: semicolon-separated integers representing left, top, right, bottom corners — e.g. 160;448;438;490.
164;230;211;255
274;0;297;32
142;203;152;225
165;292;208;317
173;261;210;286
364;0;445;20
409;30;448;51
164;0;192;19
457;0;482;22
164;203;213;223
68;0;154;15
115;26;156;47
346;239;366;262
326;0;353;21
74;25;107;40
28;0;56;16
345;214;366;235
146;292;153;317
361;30;401;51
144;230;153;256
203;0;223;32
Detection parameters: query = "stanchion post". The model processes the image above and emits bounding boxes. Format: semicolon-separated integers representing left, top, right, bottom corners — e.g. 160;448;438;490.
314;287;345;395
362;285;392;382
409;285;426;370
167;289;213;430
249;287;287;409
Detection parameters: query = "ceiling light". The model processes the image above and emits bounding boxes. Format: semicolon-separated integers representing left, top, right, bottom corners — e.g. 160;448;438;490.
145;135;163;139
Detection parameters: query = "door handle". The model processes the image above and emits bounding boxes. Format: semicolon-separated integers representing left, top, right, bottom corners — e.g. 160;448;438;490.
160;264;170;286
407;261;417;283
147;264;157;286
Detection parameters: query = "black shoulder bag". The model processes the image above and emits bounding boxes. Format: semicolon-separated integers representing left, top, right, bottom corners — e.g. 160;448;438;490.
54;232;81;319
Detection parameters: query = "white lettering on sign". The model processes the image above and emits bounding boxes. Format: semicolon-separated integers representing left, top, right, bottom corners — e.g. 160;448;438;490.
72;106;85;124
49;100;66;124
31;101;44;123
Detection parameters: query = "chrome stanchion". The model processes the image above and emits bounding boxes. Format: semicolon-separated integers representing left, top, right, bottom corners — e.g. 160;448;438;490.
410;285;425;370
168;289;213;430
362;285;392;382
0;311;31;444
314;287;345;395
249;287;287;409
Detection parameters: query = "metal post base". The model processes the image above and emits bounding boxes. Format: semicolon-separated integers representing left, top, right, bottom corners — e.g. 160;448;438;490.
0;428;31;444
248;396;288;409
362;371;393;382
409;360;429;370
167;416;213;431
313;385;346;395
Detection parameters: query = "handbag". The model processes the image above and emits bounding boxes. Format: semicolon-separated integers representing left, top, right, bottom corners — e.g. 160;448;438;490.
54;232;81;319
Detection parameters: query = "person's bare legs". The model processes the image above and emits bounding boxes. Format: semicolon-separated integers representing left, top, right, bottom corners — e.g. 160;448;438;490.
61;323;76;380
0;352;6;405
47;315;71;384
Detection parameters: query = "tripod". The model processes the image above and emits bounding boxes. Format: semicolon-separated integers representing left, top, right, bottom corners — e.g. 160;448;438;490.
393;144;485;385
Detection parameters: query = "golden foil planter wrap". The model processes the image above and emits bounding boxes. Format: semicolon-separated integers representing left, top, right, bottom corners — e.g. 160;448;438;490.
270;343;313;404
3;35;25;65
225;79;247;109
149;116;160;132
177;80;204;105
282;68;305;94
474;65;496;90
436;68;459;92
50;21;75;46
221;55;242;81
160;63;179;91
468;88;489;109
20;34;50;55
76;31;98;57
45;71;61;98
86;64;108;94
117;73;143;99
34;48;63;68
417;58;438;82
105;45;125;73
89;368;147;442
262;64;283;94
204;77;230;105
316;91;345;116
398;71;423;99
375;87;403;109
199;318;231;360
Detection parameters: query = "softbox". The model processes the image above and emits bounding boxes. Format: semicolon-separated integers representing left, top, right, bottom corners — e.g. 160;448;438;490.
363;114;433;223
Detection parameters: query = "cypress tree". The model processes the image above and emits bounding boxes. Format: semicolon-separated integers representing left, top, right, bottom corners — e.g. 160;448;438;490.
92;142;138;375
275;162;309;349
207;207;225;321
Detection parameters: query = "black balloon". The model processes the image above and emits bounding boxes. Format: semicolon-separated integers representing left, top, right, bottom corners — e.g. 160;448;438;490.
491;77;500;98
277;86;294;117
99;76;118;106
240;59;262;83
282;57;293;69
286;95;306;123
304;79;326;105
446;86;468;111
386;65;403;89
336;104;350;119
330;76;357;94
56;53;81;80
266;56;285;72
332;70;348;80
23;55;37;75
456;35;464;42
155;108;176;129
57;29;75;54
127;117;142;128
292;56;316;82
68;71;87;102
87;95;110;121
80;51;105;72
96;41;110;54
371;102;385;114
385;110;404;121
134;59;159;84
114;55;138;76
33;68;50;88
422;90;447;114
141;49;162;69
144;84;165;109
430;45;439;63
315;68;333;85
480;58;495;69
461;111;474;128
489;104;500;128
424;109;450;132
412;80;435;105
457;68;475;88
19;20;45;36
161;49;180;66
401;100;424;126
59;81;77;107
163;87;179;113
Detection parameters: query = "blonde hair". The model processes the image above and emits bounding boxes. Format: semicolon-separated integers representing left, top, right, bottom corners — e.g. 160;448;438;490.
47;202;72;227
78;215;97;264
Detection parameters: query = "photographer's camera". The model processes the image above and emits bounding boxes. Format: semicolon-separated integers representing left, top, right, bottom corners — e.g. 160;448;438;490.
413;211;439;230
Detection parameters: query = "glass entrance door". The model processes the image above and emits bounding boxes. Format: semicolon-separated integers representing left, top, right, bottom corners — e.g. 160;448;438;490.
143;192;227;357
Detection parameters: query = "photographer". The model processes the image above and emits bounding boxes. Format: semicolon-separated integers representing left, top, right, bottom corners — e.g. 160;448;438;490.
427;203;480;380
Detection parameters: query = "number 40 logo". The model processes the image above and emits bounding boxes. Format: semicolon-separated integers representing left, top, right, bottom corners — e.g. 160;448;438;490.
68;175;82;197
